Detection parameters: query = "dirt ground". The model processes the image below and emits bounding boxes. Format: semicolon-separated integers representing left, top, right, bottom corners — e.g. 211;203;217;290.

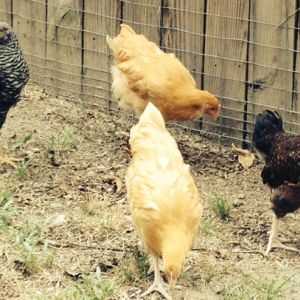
0;84;299;300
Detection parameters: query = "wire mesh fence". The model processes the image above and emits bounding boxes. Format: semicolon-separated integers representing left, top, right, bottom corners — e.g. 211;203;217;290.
1;0;300;146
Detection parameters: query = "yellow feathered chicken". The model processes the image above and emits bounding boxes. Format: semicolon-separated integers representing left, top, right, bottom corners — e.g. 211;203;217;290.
107;24;220;121
126;102;203;299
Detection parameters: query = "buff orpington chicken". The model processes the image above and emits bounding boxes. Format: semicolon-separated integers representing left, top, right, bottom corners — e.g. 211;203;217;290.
126;102;203;299
106;24;220;121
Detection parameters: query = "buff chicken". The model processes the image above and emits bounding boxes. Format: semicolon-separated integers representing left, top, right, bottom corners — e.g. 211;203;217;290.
106;24;220;121
126;102;203;299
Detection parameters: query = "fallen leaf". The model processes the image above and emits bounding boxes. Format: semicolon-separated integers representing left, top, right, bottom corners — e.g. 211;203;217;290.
232;144;255;169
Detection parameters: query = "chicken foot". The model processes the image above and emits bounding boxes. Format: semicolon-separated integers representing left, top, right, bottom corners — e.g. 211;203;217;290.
0;146;20;168
265;213;300;255
141;256;171;300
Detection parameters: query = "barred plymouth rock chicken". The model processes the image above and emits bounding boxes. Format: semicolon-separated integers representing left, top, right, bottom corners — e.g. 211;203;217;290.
0;22;29;166
253;110;300;255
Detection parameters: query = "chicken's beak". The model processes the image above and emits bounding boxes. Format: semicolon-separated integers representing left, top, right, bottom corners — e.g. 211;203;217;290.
216;104;222;119
170;271;177;289
207;104;221;120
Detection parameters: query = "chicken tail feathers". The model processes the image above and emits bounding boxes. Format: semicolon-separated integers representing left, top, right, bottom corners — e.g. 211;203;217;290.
106;35;115;51
120;24;136;37
252;110;284;149
138;102;166;130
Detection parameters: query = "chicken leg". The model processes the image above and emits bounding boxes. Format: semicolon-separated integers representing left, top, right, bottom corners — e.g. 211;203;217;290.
0;146;20;168
141;256;171;300
265;213;300;255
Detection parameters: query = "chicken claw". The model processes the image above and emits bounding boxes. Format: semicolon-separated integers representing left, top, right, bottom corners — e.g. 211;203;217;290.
141;256;172;300
265;214;300;255
0;147;20;168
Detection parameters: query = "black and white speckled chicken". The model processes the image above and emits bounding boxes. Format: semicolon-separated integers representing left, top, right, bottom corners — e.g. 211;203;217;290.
253;110;300;255
0;22;29;166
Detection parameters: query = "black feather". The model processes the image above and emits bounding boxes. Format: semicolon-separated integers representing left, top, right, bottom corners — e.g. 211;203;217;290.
253;110;300;188
271;183;300;218
252;110;284;156
0;22;29;128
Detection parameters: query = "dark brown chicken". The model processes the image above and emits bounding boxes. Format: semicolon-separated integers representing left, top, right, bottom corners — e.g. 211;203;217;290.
253;110;300;255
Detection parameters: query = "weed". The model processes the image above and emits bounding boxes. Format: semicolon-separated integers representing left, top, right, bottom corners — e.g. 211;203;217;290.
200;217;215;234
34;266;115;300
220;274;295;300
0;186;14;229
47;126;76;153
80;197;99;216
8;221;53;273
78;98;89;109
265;275;295;300
213;196;231;220
133;248;150;278
16;162;29;180
13;135;32;149
121;266;134;283
100;215;114;231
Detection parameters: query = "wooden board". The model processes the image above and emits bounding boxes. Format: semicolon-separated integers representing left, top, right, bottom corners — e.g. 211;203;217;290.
289;5;300;134
45;0;82;98
0;0;11;24
203;0;250;145
28;0;47;85
11;0;32;66
160;0;205;86
247;0;295;137
122;0;161;45
83;0;120;108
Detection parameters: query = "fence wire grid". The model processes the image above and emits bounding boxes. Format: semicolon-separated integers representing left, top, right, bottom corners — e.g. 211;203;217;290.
1;0;300;146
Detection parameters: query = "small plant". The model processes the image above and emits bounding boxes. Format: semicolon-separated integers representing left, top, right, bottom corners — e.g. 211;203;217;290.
78;97;89;108
213;196;231;220
200;217;215;234
265;275;295;300
120;266;134;283
100;215;115;232
16;162;29;180
38;267;114;299
47;126;76;153
13;221;53;273
13;135;32;149
80;197;99;216
0;186;14;229
133;248;150;278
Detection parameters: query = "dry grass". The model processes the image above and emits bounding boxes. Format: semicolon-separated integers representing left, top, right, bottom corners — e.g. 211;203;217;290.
0;84;299;299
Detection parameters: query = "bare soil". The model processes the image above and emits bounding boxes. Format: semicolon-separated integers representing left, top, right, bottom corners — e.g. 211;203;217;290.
0;84;299;300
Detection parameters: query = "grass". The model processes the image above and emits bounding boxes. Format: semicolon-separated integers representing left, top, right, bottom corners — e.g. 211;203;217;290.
34;267;115;300
6;220;54;274
13;135;32;150
47;126;76;153
213;195;231;220
133;248;150;278
0;186;15;230
0;187;53;274
265;275;295;300
1;85;299;300
16;162;29;180
200;217;215;234
220;274;295;300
